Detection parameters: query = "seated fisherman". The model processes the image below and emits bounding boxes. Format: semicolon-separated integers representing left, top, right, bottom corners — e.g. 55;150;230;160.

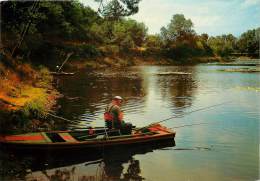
104;96;132;135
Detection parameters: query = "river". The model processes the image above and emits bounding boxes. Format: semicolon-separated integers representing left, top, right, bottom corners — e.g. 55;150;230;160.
0;60;259;181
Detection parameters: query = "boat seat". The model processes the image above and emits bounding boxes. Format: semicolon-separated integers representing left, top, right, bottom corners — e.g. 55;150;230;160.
58;133;78;142
107;129;121;136
5;133;52;143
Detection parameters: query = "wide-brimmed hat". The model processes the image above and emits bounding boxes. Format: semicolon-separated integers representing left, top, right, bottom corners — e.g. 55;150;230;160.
113;96;123;100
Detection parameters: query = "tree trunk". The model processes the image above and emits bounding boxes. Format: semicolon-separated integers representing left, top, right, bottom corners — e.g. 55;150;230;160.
11;1;40;58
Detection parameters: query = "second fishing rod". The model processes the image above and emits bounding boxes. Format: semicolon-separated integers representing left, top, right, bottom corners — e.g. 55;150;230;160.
137;101;231;131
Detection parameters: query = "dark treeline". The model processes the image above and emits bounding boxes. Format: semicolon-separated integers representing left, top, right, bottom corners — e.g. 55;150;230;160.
1;0;260;69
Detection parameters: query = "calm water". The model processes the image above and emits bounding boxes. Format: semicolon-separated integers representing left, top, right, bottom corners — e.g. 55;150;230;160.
1;62;259;181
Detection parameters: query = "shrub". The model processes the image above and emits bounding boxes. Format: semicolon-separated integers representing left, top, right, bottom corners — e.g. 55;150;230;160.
99;45;120;56
35;66;53;88
22;97;47;119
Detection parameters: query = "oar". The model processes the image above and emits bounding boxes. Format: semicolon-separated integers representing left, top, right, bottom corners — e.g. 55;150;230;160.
136;101;231;131
46;113;108;130
85;159;103;166
57;52;73;72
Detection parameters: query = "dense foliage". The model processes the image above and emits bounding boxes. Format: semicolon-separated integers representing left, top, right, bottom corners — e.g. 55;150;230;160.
160;14;212;60
1;0;259;68
96;0;141;20
160;14;259;59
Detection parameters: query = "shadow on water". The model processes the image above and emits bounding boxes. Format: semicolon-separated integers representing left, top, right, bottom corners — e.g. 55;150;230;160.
0;140;175;181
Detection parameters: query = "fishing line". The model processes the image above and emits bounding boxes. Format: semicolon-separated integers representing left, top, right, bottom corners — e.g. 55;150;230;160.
169;122;209;129
137;101;231;131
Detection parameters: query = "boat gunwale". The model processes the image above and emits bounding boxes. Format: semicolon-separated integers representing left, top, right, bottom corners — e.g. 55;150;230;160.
0;131;175;148
0;134;175;152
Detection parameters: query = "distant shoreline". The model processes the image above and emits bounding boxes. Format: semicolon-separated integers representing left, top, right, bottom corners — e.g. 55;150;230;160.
68;55;228;69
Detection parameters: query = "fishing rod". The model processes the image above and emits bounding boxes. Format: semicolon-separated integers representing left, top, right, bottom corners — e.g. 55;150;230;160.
46;112;72;122
137;101;231;131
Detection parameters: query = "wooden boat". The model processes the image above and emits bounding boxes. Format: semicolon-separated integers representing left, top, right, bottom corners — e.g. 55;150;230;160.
50;71;75;76
0;124;175;152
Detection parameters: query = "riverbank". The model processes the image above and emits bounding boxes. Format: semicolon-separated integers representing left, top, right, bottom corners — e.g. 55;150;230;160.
69;53;224;69
0;48;232;133
0;53;60;133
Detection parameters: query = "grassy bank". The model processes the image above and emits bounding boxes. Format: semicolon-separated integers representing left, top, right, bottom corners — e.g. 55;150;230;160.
0;53;60;133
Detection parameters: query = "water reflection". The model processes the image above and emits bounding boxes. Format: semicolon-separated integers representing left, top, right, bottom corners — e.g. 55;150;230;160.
1;64;258;181
27;158;143;181
154;66;197;111
0;140;175;181
55;69;147;129
54;66;198;129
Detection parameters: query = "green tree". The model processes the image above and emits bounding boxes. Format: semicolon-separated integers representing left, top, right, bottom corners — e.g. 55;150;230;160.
145;34;163;48
1;1;101;65
160;14;198;59
236;28;260;55
95;0;141;20
124;19;147;47
90;18;147;49
160;14;194;43
195;33;213;56
208;34;237;57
